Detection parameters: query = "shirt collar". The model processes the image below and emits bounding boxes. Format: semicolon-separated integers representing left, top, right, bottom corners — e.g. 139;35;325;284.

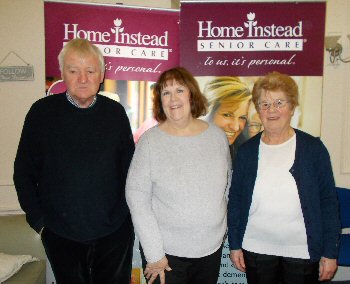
66;92;97;108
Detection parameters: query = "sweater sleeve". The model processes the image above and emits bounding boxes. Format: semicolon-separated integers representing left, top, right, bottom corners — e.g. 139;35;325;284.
118;106;135;188
13;104;44;233
315;139;340;259
225;136;232;201
227;147;245;250
125;133;165;263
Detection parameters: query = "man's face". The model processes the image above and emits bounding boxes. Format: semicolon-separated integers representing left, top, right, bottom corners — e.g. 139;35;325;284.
62;50;104;108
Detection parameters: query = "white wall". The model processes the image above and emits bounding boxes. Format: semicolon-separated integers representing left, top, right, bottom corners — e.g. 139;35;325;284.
323;2;350;278
0;0;45;187
322;0;350;188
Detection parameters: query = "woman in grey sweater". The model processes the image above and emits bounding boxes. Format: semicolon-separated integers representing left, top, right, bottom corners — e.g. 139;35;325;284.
126;67;231;284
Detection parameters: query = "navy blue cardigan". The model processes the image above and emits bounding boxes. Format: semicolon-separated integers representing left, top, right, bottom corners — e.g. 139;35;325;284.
227;129;340;262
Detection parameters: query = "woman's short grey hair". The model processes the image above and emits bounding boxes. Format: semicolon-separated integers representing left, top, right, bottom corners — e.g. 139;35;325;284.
58;38;105;73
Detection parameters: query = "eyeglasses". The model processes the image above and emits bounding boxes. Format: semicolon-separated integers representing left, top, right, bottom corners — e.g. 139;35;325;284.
248;122;262;132
258;99;289;110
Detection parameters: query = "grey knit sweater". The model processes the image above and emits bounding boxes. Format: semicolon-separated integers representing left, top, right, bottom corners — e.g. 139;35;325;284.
126;123;231;263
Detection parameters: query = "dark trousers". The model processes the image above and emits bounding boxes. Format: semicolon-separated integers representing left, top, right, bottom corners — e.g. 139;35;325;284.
140;244;223;284
243;249;320;284
41;216;134;284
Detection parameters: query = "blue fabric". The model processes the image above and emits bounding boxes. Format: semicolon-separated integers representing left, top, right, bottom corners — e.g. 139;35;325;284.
337;188;350;228
337;187;350;266
227;129;340;262
338;234;350;266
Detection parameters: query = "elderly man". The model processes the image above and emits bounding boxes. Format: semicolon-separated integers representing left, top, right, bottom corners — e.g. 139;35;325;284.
14;38;135;284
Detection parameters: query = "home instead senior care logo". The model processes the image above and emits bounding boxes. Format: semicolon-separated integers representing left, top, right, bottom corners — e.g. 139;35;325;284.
197;13;305;68
63;19;170;73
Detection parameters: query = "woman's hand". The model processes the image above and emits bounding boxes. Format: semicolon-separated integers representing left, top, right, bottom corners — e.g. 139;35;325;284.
230;249;246;272
319;257;337;281
144;256;172;284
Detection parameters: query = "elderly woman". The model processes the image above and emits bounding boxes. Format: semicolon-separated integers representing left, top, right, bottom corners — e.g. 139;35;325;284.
126;67;231;284
227;71;340;284
204;77;251;159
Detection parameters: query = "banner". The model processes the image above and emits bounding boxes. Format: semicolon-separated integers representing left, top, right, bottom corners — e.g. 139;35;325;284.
45;1;179;81
180;2;326;76
180;2;326;284
45;1;179;138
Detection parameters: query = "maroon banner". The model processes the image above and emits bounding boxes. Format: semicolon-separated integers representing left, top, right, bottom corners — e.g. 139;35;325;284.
45;2;179;81
180;2;326;76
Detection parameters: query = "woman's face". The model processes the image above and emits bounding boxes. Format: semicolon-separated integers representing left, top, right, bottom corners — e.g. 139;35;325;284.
213;99;250;145
258;90;294;135
160;80;192;125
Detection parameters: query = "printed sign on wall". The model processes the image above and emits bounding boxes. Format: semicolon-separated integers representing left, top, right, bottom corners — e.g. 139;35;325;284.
180;2;326;76
45;2;179;81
